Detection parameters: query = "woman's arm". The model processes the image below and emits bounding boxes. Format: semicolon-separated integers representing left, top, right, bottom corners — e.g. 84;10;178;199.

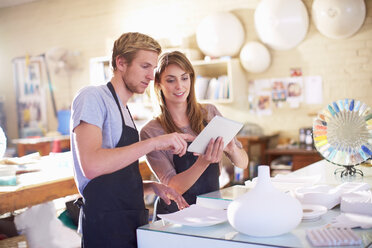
143;125;224;195
224;138;249;169
206;104;249;169
143;181;189;210
168;137;224;195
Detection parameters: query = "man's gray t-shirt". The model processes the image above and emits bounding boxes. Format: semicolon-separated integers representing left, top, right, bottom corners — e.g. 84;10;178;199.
70;84;135;194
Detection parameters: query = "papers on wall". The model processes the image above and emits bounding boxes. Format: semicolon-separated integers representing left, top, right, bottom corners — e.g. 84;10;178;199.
257;91;272;115
304;76;323;104
250;79;272;115
248;75;323;114
271;79;287;102
12;56;48;137
286;77;303;108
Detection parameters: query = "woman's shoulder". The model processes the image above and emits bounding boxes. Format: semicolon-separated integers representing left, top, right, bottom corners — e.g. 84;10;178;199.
200;103;221;120
202;103;218;112
142;118;162;129
140;118;165;139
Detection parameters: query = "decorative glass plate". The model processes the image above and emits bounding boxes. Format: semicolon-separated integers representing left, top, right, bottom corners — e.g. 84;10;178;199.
157;204;227;227
313;99;372;175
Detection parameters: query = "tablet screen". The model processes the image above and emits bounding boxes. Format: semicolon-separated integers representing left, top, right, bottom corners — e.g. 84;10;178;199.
187;116;243;154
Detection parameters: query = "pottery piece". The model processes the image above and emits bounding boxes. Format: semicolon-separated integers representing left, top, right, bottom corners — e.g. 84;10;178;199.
227;165;303;237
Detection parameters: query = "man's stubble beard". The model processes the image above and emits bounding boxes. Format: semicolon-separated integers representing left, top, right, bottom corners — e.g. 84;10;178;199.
122;75;137;94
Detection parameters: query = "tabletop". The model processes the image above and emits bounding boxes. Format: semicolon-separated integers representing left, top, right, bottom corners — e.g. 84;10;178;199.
0;152;78;214
137;160;372;248
0;152;152;214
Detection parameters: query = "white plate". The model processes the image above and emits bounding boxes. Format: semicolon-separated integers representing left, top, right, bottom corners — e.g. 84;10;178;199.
157;204;227;227
302;204;327;220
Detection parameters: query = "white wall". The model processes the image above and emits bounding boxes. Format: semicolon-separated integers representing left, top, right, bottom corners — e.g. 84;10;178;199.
0;0;371;144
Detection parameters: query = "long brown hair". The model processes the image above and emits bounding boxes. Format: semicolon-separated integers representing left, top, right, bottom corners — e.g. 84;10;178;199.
154;51;207;134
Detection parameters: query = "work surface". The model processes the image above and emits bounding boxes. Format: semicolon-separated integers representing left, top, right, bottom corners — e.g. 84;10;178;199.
0;152;152;214
0;152;78;214
137;160;372;248
12;135;71;156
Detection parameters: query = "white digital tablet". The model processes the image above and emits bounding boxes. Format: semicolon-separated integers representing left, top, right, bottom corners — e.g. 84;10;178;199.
187;116;243;154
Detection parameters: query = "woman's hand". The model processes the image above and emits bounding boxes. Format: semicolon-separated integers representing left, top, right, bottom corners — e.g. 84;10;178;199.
151;182;189;210
196;137;224;164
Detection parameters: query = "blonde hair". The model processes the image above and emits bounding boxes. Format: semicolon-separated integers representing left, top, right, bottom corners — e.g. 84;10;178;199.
111;32;161;70
154;51;207;134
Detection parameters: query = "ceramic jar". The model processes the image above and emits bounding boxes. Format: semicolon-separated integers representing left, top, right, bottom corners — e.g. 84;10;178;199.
227;165;303;237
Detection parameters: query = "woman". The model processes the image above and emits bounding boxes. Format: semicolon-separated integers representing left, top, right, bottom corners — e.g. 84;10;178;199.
140;51;248;216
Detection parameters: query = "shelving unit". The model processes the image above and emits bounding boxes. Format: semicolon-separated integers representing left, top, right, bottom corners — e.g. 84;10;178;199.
89;56;112;85
265;147;323;172
192;58;246;104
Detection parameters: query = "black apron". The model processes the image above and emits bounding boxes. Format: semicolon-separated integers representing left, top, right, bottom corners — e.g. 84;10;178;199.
80;82;148;248
156;143;220;216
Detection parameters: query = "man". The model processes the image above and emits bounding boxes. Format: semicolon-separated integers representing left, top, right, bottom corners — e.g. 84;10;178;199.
71;32;192;248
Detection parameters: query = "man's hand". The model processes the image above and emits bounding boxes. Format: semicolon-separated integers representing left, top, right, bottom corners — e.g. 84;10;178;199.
151;182;189;210
153;132;194;157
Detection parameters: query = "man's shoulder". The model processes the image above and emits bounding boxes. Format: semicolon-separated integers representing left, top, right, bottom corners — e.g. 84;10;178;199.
76;85;107;97
73;85;110;105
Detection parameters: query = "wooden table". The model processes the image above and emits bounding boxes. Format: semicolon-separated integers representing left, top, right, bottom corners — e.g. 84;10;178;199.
12;135;71;157
265;147;323;171
237;133;279;178
0;158;152;215
0;177;78;215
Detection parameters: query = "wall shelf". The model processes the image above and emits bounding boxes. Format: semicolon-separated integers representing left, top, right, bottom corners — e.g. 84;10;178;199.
192;58;246;104
89;56;112;85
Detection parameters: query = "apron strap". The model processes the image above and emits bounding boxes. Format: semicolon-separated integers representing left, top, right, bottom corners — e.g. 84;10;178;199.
107;82;125;126
107;82;137;131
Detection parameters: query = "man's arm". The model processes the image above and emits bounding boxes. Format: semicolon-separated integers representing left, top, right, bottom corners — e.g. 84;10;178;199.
73;121;194;179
